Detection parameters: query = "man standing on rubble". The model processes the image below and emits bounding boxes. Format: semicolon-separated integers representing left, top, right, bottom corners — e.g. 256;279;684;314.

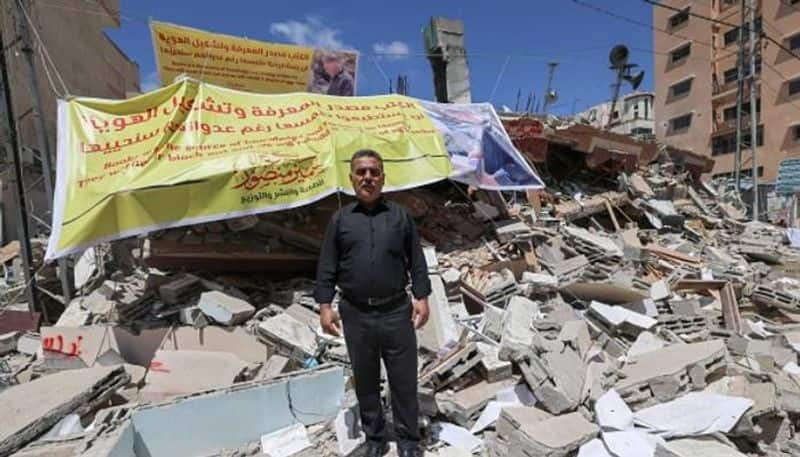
315;149;430;457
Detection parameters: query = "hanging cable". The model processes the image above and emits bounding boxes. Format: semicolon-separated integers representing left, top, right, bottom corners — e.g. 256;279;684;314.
15;0;69;96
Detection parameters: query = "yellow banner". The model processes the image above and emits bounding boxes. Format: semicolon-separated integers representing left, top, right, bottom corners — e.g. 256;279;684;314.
151;21;358;95
46;78;451;260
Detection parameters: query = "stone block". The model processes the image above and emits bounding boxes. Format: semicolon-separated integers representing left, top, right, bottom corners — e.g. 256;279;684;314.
198;291;255;326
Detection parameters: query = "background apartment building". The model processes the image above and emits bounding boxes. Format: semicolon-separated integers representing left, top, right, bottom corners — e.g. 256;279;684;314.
577;91;656;140
0;0;140;244
653;0;800;183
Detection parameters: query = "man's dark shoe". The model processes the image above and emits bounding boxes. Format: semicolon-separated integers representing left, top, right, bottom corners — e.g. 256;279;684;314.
397;448;422;457
364;441;389;457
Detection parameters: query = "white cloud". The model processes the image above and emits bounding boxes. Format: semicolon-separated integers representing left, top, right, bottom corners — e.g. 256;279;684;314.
140;70;160;92
269;16;346;49
372;41;410;59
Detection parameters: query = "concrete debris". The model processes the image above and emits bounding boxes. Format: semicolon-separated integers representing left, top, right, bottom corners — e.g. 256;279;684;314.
9;150;800;456
198;290;255;326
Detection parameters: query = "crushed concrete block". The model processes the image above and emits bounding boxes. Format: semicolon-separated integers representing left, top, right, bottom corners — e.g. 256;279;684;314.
198;291;255;326
477;342;513;383
420;343;483;390
481;304;506;342
521;272;559;292
0;332;20;355
437;378;517;427
616;340;727;409
627;332;666;358
158;274;201;305
588;301;656;336
558;321;591;358
506;411;599;457
519;346;586;415
258;313;318;359
498;296;537;361
496;406;553;441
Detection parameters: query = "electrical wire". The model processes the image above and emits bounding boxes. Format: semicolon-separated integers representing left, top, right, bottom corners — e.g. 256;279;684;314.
488;56;511;103
569;0;713;47
15;0;69;96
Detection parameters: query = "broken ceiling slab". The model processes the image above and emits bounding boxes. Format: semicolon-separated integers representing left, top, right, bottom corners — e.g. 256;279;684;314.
634;392;753;438
160;326;268;365
128;366;344;457
0;366;129;456
615;340;727;409
140;349;248;402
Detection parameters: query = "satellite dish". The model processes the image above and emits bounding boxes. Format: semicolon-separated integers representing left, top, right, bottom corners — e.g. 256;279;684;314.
624;70;645;90
609;45;629;67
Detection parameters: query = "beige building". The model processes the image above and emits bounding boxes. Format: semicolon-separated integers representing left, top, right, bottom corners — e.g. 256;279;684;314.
653;0;800;182
577;91;656;140
0;0;140;243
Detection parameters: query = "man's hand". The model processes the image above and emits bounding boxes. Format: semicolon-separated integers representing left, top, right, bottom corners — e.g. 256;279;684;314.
412;298;430;329
319;304;341;337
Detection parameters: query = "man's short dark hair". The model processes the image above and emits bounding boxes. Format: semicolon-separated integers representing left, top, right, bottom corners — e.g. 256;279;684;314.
350;149;383;170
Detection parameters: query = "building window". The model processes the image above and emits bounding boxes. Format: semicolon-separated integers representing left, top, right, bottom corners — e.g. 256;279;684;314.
790;77;800;96
670;113;692;132
724;18;762;46
794;125;800;142
722;99;760;121
669;8;690;28
712;125;764;155
723;67;738;84
791;33;800;51
670;79;692;97
671;44;691;63
631;127;653;135
713;167;763;180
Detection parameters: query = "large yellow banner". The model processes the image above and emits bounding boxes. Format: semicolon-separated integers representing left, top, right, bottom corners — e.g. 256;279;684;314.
151;21;358;95
45;78;451;260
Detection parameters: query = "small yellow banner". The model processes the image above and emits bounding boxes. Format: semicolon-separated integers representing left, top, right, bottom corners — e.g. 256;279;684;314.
151;21;358;95
46;78;451;259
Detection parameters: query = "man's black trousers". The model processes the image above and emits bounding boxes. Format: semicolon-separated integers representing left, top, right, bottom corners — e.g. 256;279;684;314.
339;296;419;450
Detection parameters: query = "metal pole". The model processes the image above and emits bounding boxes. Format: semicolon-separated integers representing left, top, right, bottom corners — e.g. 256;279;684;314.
542;62;558;113
606;68;624;130
11;0;72;301
734;0;746;195
0;23;39;313
749;0;759;222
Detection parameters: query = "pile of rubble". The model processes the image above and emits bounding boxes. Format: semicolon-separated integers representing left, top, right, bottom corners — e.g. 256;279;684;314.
4;154;800;456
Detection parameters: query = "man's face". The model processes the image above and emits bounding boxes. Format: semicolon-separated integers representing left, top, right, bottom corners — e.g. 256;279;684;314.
350;156;384;204
323;59;341;77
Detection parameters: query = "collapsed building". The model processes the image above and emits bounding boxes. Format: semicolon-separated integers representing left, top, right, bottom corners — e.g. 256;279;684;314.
4;115;800;457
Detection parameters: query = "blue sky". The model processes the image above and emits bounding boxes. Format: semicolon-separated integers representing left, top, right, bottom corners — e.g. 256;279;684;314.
103;0;655;116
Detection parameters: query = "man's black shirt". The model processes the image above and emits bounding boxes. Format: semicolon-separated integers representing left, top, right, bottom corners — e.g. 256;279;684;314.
314;199;431;304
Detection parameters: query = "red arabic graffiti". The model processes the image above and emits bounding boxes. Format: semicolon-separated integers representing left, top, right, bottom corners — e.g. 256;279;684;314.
42;334;83;357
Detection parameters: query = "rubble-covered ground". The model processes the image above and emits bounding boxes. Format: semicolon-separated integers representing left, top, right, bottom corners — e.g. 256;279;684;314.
4;151;800;457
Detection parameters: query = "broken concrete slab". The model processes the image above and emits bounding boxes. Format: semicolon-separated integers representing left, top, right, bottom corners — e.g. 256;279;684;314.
437;378;517;427
634;392;753;438
127;366;344;456
498;296;537;361
616;340;727;408
663;436;747;457
588;301;657;336
140;350;248;402
419;274;459;353
258;313;318;360
595;389;633;431
0;366;129;456
198;291;255;326
260;422;311;457
160;326;267;365
558;320;591;358
506;411;599;457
